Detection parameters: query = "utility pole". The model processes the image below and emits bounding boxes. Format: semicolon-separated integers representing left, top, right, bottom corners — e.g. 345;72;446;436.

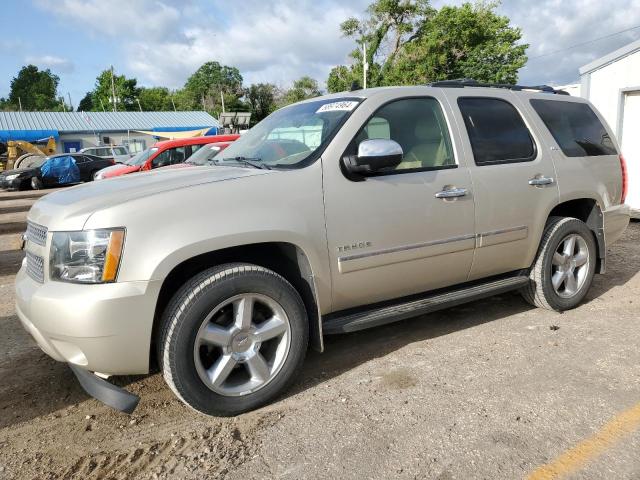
220;91;225;113
110;66;117;112
136;98;142;112
18;97;22;112
362;43;369;90
67;92;73;111
171;96;177;112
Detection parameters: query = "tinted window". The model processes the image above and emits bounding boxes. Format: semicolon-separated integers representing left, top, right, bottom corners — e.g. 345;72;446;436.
530;99;617;157
354;97;455;172
458;97;535;165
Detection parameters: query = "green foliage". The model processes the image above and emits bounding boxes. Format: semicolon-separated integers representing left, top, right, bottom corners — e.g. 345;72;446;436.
282;76;321;105
329;0;528;90
8;65;61;110
182;61;244;116
90;69;140;112
245;83;281;122
77;92;93;111
138;87;174;111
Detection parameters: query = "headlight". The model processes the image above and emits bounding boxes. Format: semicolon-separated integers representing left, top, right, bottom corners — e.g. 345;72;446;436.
4;174;20;181
50;229;125;283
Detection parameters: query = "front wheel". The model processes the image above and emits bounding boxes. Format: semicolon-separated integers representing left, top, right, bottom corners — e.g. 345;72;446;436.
521;217;597;311
159;264;309;416
30;177;43;190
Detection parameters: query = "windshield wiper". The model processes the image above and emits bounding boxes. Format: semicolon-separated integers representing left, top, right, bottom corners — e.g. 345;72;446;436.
214;156;271;170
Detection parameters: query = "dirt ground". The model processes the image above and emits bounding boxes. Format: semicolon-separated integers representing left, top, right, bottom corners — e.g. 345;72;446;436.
1;192;639;479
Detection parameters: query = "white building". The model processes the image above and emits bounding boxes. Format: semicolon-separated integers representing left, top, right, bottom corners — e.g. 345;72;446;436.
579;39;640;210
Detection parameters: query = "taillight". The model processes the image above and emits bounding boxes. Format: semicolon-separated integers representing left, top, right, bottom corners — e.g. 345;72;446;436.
620;154;628;204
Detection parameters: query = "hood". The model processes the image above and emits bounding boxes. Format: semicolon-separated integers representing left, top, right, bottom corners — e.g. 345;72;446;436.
155;163;194;171
0;166;38;177
28;166;274;230
101;163;140;178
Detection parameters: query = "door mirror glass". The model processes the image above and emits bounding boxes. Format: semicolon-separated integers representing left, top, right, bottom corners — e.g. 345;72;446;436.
343;139;403;174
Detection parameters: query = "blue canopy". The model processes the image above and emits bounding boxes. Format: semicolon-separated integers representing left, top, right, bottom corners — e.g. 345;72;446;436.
40;155;80;184
0;129;59;143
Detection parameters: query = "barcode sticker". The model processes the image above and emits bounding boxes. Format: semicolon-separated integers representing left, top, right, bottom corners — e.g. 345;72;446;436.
316;101;359;113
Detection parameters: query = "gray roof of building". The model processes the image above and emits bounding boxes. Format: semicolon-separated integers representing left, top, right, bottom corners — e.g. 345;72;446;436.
0;111;219;133
580;38;640;75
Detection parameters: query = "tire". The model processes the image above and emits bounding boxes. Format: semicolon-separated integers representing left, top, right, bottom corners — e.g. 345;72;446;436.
30;177;43;190
159;263;309;416
521;216;597;311
90;170;99;181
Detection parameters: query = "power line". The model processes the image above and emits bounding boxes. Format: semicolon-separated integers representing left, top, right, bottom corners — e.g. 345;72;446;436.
527;24;640;62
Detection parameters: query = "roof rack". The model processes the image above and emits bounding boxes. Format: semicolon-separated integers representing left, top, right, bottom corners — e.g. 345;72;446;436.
429;78;570;95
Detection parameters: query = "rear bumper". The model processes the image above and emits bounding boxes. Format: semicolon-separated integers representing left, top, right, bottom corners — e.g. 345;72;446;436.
15;266;161;375
603;203;631;247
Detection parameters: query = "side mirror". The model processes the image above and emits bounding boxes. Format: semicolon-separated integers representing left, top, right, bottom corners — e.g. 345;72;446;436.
343;139;403;175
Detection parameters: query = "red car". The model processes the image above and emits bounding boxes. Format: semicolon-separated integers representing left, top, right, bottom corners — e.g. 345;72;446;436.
94;135;239;180
155;141;235;171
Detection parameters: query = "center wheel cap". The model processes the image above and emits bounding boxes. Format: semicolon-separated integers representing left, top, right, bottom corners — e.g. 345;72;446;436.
229;331;260;360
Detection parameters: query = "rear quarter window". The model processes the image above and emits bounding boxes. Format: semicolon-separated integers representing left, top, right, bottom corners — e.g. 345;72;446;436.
457;97;536;166
530;99;617;157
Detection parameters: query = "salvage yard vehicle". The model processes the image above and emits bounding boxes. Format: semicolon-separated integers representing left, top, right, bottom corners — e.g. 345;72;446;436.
154;140;236;171
16;80;630;416
0;153;114;190
80;145;131;163
93;135;239;180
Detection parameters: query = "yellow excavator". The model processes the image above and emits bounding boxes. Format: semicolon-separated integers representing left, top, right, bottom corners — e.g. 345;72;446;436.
0;137;56;171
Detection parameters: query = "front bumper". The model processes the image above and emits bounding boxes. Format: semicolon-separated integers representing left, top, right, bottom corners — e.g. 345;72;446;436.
0;177;22;190
15;266;162;375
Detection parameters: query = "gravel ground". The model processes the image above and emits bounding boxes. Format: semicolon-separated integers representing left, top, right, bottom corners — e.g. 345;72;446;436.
0;212;639;479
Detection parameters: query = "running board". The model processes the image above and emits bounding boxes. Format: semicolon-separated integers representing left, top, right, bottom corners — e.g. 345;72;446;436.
323;275;530;334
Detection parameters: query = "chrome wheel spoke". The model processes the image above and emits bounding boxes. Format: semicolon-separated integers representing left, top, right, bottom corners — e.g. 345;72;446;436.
254;316;287;342
207;354;237;387
552;270;567;290
200;324;232;347
573;251;588;267
565;271;578;295
234;296;254;330
552;252;565;266
563;235;576;256
246;353;270;382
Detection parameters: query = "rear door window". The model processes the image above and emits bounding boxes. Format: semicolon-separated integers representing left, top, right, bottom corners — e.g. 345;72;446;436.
530;99;617;157
458;97;536;165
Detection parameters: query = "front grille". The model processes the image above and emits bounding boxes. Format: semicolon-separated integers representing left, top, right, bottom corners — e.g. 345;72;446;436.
26;221;48;247
26;251;45;283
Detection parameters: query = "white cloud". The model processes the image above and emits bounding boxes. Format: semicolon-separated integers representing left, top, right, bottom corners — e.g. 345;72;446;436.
33;0;640;90
25;55;75;73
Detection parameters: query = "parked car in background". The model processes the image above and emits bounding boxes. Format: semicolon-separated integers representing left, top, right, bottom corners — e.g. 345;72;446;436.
80;145;131;163
154;140;236;171
0;153;113;190
94;135;239;180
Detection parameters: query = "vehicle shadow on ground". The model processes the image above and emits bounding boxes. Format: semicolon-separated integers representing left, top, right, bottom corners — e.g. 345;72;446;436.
287;291;534;400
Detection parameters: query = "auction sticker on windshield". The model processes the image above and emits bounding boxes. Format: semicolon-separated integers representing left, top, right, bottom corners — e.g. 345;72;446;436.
316;101;359;113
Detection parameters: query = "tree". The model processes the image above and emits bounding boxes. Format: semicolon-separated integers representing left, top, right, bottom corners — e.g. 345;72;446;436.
77;92;93;111
8;65;61;110
183;61;244;115
138;87;173;111
90;68;140;112
245;83;280;121
282;76;321;105
328;1;527;91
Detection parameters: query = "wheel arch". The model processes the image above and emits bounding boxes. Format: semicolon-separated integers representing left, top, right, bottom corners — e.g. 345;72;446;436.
151;241;324;364
547;197;605;273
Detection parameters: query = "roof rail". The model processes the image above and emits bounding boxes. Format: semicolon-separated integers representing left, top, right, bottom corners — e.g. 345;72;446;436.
429;78;570;95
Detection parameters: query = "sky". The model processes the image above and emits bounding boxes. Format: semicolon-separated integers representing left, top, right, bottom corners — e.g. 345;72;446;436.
1;0;640;109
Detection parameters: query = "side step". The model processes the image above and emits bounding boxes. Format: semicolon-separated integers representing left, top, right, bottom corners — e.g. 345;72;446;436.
323;274;530;334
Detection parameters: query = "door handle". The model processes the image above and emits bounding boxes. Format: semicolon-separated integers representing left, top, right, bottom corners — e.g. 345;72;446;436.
528;176;555;186
435;187;468;199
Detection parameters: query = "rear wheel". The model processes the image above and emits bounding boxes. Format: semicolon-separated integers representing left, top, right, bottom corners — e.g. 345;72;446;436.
159;263;308;416
521;217;597;311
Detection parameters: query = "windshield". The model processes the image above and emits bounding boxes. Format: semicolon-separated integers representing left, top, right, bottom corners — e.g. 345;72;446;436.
126;147;158;166
214;97;362;169
187;144;225;165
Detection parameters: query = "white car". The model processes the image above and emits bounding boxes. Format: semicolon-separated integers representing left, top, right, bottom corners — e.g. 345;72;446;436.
79;145;131;163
